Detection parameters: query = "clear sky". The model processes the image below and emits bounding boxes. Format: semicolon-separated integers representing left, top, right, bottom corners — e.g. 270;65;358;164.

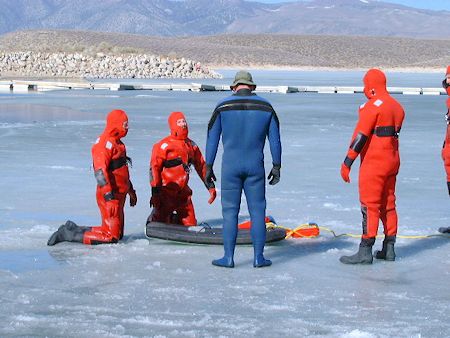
250;0;450;11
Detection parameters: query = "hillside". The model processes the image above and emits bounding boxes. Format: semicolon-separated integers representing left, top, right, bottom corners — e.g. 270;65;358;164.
0;0;449;38
1;30;449;71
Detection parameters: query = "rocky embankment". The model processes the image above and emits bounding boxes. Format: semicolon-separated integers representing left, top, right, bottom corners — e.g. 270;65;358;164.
0;51;221;79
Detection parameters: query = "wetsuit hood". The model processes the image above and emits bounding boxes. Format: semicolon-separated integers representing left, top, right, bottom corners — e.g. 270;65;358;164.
363;68;388;99
168;111;188;140
105;109;128;139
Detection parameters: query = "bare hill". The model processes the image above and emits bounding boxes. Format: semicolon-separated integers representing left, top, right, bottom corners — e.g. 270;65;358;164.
0;0;449;38
1;30;449;71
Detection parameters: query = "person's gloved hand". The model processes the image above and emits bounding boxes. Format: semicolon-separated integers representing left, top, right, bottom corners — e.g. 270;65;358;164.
267;164;281;185
208;187;217;204
129;189;137;207
205;165;216;188
340;163;351;183
106;199;119;217
150;187;161;209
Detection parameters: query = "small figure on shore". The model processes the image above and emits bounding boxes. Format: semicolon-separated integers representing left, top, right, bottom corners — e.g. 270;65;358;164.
205;70;282;268
47;109;137;245
149;111;216;226
439;66;450;234
339;69;405;264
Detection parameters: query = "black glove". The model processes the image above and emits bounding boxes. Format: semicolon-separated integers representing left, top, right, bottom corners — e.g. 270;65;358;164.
267;164;281;185
205;164;216;189
129;189;137;207
150;186;161;209
443;79;449;89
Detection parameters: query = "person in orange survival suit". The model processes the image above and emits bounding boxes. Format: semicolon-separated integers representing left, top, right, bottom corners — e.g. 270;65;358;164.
47;109;137;245
439;66;450;234
339;69;405;264
149;111;216;225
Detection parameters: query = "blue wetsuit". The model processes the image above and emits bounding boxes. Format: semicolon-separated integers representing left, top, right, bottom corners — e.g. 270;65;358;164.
206;88;281;267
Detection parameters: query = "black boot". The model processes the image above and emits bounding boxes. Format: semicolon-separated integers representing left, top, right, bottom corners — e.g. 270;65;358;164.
47;220;89;246
438;227;450;234
340;237;375;265
375;236;396;261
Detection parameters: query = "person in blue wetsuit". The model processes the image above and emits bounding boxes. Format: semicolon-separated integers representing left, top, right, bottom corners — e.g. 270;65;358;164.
205;70;282;268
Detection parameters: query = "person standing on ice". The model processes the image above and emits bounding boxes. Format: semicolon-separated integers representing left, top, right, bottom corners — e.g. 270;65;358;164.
339;68;405;264
205;70;282;268
149;111;216;226
439;66;450;234
47;109;137;245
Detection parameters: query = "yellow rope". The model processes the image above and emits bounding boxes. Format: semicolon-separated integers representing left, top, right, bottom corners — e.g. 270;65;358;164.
266;222;320;239
318;226;447;239
267;222;449;240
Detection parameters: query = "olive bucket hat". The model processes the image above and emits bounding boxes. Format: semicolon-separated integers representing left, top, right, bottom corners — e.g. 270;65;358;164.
230;70;257;89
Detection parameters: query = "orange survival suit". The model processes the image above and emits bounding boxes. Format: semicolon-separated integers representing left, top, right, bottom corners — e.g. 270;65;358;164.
47;109;137;246
149;111;216;226
441;66;450;194
341;69;405;240
83;109;137;244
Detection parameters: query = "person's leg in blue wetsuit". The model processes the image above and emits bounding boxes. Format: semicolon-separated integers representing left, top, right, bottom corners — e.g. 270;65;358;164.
212;166;243;268
244;166;271;267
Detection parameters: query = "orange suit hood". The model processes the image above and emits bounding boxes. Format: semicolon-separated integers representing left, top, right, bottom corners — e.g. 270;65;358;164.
105;109;128;139
168;111;188;140
363;68;388;99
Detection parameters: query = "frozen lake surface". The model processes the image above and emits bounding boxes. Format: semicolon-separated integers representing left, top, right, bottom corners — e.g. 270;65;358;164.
0;70;449;337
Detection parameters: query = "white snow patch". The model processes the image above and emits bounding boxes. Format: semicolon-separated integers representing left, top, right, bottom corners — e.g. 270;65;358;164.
323;202;356;211
340;329;376;338
44;165;80;170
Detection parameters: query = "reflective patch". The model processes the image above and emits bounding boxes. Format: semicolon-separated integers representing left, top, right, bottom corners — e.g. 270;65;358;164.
94;169;107;187
106;141;113;150
344;156;354;168
161;143;168;150
374;99;383;107
361;206;368;235
359;103;366;109
104;191;114;201
350;132;368;153
95;137;100;144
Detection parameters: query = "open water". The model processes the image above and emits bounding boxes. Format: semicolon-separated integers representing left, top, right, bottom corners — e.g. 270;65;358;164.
0;70;449;337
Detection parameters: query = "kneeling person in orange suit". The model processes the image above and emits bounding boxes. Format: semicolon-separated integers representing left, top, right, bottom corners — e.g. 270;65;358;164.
47;109;137;245
149;111;216;225
340;69;405;264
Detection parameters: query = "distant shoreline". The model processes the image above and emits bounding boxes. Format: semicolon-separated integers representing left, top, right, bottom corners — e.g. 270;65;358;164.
211;65;445;74
1;66;444;82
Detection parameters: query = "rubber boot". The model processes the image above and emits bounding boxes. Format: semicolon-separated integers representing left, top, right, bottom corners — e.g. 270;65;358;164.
375;236;396;261
212;240;235;268
47;220;89;246
253;241;272;268
438;227;450;234
339;237;375;265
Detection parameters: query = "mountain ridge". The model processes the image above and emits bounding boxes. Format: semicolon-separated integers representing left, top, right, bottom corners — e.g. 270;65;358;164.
0;0;449;38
